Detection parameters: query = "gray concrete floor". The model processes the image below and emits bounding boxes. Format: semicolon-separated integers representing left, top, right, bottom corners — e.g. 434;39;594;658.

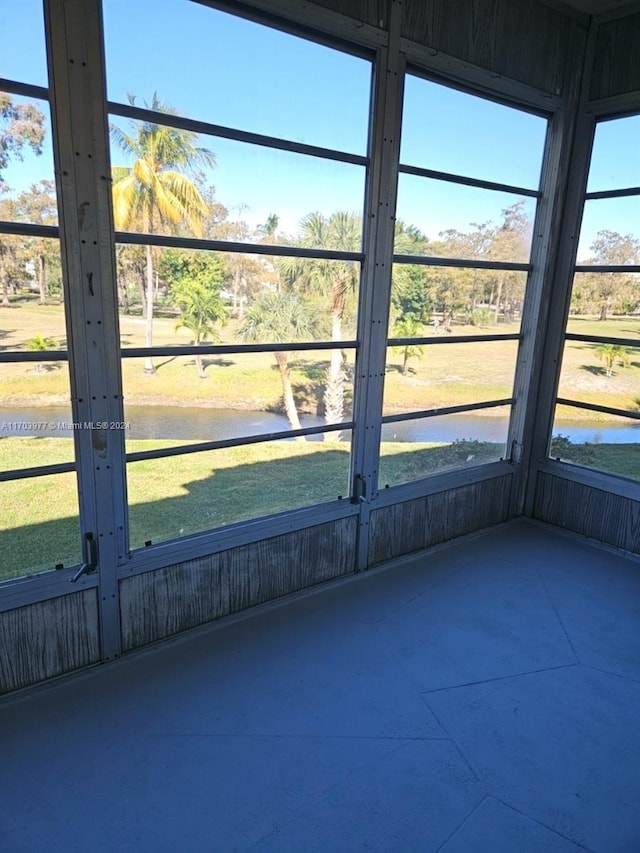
2;519;640;852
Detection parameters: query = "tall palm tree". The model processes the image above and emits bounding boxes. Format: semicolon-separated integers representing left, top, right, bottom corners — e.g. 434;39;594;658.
110;94;214;373
280;211;361;429
237;291;313;436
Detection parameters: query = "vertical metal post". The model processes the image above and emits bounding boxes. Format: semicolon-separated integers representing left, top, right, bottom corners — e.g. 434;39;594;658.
519;19;598;515
352;0;405;571
45;0;127;660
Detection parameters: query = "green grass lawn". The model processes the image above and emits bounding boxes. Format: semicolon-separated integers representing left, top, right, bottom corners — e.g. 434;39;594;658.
2;434;640;582
0;436;501;580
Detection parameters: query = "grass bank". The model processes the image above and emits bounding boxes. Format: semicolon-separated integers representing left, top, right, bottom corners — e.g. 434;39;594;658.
3;302;640;418
1;436;501;580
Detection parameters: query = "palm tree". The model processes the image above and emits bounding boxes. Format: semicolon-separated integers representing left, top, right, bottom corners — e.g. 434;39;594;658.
26;333;58;373
280;211;360;429
595;343;630;377
237;291;313;436
392;313;424;376
110;94;214;373
174;281;228;378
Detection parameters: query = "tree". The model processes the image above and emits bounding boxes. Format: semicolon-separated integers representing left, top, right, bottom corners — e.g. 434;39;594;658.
0;94;45;186
1;95;47;307
110;94;214;373
164;249;229;378
237;290;313;435
280;211;361;429
392;313;424;375
26;333;58;373
258;213;279;240
595;343;630;377
391;222;432;322
3;181;60;304
587;231;640;320
174;283;228;377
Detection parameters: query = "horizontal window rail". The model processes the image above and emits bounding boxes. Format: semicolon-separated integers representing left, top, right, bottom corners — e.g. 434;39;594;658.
0;350;68;363
108;101;369;167
115;230;364;262
585;187;640;200
381;398;513;425
0;461;75;482
0;78;49;100
564;333;640;348
556;397;640;421
0;342;360;363
125;420;354;463
120;340;357;358
0;221;59;239
399;162;541;198
574;264;640;273
393;253;531;272
387;333;521;346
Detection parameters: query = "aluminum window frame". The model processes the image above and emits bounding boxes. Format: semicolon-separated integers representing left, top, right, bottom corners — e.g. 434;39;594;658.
549;109;640;473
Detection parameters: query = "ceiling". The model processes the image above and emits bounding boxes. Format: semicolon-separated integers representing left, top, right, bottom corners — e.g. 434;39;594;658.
548;0;637;14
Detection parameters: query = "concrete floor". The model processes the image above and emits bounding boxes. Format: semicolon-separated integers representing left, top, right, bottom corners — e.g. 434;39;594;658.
1;519;640;852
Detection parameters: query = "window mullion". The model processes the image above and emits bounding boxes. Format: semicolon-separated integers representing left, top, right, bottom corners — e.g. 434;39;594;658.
45;0;126;661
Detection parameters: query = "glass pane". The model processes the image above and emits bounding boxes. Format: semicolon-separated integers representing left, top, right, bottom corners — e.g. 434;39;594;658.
550;409;640;481
116;245;361;347
109;118;365;246
127;433;352;549
0;236;63;313
0;471;81;581
0;1;48;87
395;177;534;262
557;340;640;413
379;410;509;487
121;351;354;451
587;115;640;193
577;199;640;264
382;340;518;415
103;0;371;154
567;272;640;323
0;97;56;214
401;75;547;189
0;361;74;469
390;264;527;334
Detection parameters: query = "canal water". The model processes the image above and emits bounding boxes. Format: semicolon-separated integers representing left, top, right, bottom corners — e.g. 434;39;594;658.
1;405;639;444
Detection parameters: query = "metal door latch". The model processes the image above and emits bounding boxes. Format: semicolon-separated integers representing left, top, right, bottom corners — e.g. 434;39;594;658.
70;532;98;582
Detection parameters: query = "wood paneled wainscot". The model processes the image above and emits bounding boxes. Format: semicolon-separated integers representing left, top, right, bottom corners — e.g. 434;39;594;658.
534;471;640;554
369;475;513;565
120;516;357;651
0;590;100;694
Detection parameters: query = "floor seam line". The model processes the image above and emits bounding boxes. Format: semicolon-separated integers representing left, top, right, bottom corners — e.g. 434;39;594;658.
433;795;488;852
534;566;582;663
142;733;453;741
420;661;581;694
420;695;481;783
487;794;597;852
580;662;640;685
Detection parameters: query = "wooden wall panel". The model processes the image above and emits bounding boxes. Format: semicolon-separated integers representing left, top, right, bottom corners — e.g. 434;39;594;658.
534;472;640;553
120;516;357;651
368;475;513;565
0;590;100;694
590;13;640;101
401;0;574;94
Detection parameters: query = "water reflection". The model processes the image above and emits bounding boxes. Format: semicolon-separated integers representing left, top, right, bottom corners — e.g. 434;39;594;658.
1;405;639;444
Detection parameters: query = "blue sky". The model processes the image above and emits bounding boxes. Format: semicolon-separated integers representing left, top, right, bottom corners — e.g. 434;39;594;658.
1;0;638;259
